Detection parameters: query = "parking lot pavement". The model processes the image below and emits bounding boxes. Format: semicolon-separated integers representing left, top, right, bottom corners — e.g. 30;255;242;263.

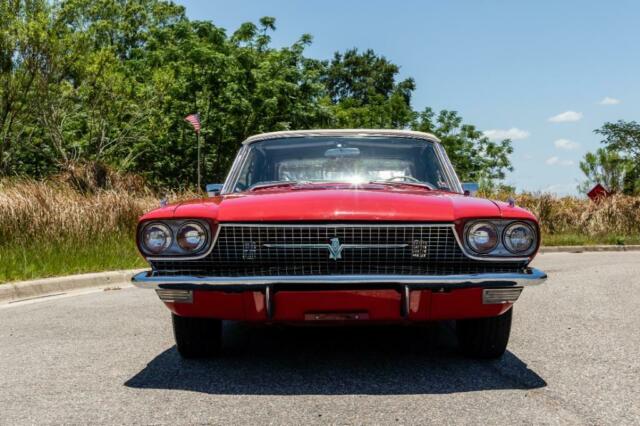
1;251;639;425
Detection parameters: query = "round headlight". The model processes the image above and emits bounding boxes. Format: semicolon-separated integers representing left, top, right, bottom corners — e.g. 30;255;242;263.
142;223;172;254
503;222;536;254
177;222;207;252
466;222;499;254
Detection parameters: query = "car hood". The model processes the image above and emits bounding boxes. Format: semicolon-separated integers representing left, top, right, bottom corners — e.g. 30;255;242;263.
158;186;534;222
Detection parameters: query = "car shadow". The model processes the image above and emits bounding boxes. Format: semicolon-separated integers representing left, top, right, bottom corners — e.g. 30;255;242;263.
125;321;546;395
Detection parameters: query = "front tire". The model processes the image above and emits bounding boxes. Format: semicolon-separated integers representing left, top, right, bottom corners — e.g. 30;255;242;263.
172;314;222;358
456;307;512;359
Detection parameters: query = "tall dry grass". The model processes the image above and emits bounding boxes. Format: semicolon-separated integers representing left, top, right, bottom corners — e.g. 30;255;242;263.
0;179;157;244
482;190;640;241
0;176;199;282
1;180;639;246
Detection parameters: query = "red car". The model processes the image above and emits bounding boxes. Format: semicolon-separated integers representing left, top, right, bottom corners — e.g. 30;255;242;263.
133;130;546;359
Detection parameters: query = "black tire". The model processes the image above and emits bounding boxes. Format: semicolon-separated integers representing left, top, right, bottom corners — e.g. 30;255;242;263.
172;314;222;358
456;307;512;359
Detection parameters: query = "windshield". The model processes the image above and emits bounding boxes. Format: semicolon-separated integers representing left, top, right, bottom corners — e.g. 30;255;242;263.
229;136;457;192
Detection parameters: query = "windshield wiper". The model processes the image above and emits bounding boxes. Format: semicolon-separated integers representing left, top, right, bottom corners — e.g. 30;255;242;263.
369;180;434;190
248;181;301;191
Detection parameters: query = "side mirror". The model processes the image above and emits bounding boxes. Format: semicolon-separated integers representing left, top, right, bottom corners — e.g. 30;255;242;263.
462;182;479;196
205;183;223;197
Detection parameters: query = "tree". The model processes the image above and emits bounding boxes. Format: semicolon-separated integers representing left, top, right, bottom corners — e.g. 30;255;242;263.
579;148;638;195
322;48;416;129
0;1;514;190
578;121;640;195
412;108;513;183
596;120;640;162
0;0;53;175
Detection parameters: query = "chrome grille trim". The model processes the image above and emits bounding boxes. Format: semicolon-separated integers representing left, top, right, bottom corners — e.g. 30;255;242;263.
149;223;529;277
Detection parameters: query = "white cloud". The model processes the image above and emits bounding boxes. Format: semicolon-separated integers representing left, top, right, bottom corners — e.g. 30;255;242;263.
599;97;620;105
545;156;574;166
542;183;577;195
548;110;583;123
554;138;580;150
483;127;530;141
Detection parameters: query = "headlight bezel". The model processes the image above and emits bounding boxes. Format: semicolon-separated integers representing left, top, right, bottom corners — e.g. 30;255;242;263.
503;221;536;254
140;222;173;255
138;219;212;258
462;219;538;258
176;221;208;253
465;221;499;254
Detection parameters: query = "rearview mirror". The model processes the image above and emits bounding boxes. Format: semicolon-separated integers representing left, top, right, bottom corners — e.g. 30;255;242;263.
462;182;479;196
206;183;223;197
324;147;360;158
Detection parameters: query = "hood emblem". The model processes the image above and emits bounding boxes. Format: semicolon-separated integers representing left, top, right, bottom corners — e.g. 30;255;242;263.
328;237;343;260
264;237;407;261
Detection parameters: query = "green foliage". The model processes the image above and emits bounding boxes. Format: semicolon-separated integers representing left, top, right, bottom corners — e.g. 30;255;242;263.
579;121;640;195
322;48;417;129
596;120;640;161
412;108;513;182
1;0;513;189
578;148;637;194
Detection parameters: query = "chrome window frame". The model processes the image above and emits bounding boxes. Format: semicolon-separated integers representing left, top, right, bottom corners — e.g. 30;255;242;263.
220;130;464;195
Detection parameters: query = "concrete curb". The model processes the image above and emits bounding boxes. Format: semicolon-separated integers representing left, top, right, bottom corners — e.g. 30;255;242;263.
539;245;640;254
0;269;145;303
1;245;639;302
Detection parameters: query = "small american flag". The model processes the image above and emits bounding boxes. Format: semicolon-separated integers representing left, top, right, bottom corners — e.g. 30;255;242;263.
184;113;201;134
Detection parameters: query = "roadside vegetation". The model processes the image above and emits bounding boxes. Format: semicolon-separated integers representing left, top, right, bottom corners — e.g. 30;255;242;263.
481;190;640;247
0;171;190;283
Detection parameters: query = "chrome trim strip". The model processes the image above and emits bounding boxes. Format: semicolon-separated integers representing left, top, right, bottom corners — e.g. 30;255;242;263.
264;240;408;260
221;223;452;228
434;142;464;194
241;129;441;145
221;145;249;195
132;268;547;289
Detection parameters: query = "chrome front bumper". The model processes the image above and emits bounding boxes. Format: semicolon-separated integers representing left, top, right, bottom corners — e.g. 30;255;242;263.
132;268;547;291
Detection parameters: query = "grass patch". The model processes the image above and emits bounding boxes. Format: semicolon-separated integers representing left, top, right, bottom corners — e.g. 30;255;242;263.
542;233;640;246
0;233;146;283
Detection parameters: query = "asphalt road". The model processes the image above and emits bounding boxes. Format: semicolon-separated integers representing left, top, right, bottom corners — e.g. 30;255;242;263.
1;252;639;425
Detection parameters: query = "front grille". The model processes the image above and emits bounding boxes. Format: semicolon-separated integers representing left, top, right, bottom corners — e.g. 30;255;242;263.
149;224;526;277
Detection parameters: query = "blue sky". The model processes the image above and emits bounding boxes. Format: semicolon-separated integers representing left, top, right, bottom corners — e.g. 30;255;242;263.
177;0;639;195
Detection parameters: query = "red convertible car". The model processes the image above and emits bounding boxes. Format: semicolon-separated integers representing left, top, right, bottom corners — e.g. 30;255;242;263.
133;130;546;359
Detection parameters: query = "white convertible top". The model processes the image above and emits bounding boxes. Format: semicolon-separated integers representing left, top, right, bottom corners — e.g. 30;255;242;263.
242;129;441;145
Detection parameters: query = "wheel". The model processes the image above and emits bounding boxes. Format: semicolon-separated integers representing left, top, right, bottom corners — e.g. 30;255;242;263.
456;307;512;359
172;314;222;358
